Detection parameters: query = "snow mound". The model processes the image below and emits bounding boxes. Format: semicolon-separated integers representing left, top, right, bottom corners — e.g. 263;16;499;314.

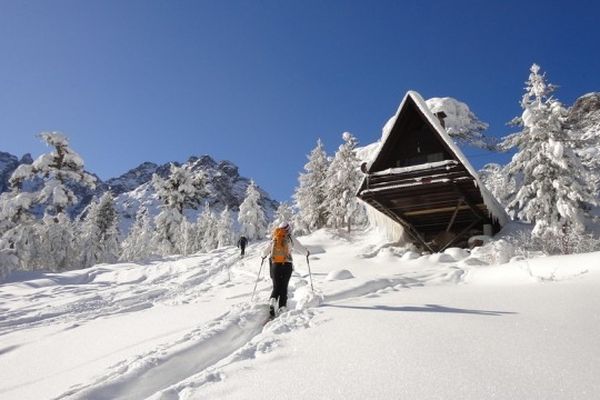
470;239;515;265
443;247;470;260
326;269;355;281
401;251;420;260
458;257;489;267
427;253;456;263
358;242;404;259
293;286;324;309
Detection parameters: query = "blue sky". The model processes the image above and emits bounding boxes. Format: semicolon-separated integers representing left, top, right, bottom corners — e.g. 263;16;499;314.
1;0;599;202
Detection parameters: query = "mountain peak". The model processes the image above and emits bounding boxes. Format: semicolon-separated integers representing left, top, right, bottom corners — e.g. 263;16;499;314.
188;155;217;170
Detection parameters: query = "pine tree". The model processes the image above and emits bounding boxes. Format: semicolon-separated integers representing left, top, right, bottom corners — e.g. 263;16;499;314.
120;207;154;261
500;64;596;243
216;206;235;248
10;132;96;215
0;245;19;282
192;202;208;252
324;132;366;231
179;218;195;256
79;193;120;267
271;202;294;231
0;191;41;269
294;139;330;232
194;202;218;252
153;208;183;256
478;163;514;208
38;213;76;271
5;133;95;270
237;180;267;240
152;164;205;255
202;209;219;251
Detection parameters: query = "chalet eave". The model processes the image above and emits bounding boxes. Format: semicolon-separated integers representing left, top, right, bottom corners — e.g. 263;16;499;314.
357;165;499;251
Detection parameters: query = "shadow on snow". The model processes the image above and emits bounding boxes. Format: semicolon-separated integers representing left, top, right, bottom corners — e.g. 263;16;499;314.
321;303;517;317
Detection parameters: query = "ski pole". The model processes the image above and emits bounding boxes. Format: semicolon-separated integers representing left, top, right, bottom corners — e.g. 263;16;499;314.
306;254;314;291
251;257;266;302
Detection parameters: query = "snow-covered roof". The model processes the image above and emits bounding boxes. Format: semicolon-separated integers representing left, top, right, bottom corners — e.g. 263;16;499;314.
370;160;459;177
368;90;509;226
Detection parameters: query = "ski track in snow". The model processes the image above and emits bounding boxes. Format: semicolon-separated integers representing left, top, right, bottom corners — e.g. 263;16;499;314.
56;304;270;400
2;236;479;400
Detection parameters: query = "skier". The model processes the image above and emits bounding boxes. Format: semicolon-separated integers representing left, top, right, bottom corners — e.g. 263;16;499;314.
237;235;248;257
261;221;310;317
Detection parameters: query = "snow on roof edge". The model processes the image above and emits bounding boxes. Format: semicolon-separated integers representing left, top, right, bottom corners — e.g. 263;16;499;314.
366;91;412;172
371;160;459;177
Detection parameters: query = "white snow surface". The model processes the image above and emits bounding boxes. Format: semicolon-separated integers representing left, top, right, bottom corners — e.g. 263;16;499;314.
1;228;600;399
371;159;459;176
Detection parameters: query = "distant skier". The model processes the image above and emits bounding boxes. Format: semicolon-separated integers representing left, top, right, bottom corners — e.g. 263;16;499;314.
261;222;310;317
238;235;248;257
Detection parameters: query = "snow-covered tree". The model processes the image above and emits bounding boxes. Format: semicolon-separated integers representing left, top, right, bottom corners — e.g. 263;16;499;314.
294;139;330;232
152;164;205;214
79;193;120;267
0;191;41;269
194;202;218;252
153;208;183;256
238;180;267;240
10;132;96;215
3;133;95;270
152;164;205;255
179;218;196;256
38;213;76;271
121;207;154;261
216;206;235;248
324;132;366;231
271;202;294;232
478;163;514;208
0;240;19;282
500;64;596;240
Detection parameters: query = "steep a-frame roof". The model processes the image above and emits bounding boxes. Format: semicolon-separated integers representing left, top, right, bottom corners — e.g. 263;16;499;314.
357;91;508;251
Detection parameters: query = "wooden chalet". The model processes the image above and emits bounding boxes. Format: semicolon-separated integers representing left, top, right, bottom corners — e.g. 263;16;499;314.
357;91;508;252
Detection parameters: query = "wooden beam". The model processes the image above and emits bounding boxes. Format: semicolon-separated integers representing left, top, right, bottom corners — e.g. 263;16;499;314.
446;198;463;232
440;217;482;252
402;203;485;216
452;184;488;221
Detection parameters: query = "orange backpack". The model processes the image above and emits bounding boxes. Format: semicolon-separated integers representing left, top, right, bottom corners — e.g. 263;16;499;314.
271;227;290;263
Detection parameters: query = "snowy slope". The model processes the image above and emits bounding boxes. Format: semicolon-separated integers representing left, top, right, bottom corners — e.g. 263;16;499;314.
1;229;599;399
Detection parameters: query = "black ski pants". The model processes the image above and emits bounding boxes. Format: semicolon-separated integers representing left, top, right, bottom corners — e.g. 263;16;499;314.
269;262;293;308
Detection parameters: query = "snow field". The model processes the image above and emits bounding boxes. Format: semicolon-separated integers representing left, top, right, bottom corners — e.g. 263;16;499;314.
1;228;599;399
